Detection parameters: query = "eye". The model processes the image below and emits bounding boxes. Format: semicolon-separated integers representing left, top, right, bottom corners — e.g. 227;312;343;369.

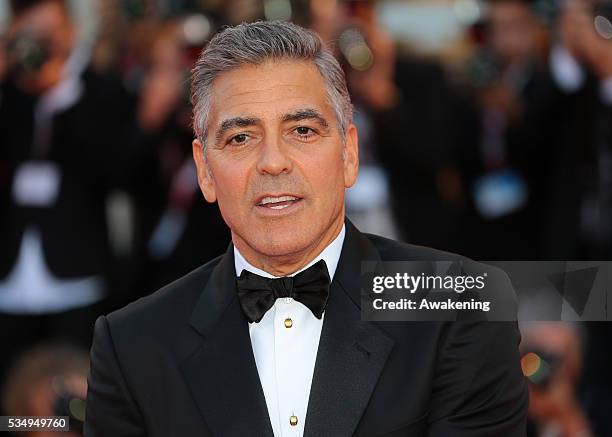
228;133;249;146
294;126;316;138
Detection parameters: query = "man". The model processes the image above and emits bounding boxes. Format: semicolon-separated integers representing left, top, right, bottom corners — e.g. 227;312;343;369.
520;323;591;436
85;21;528;436
0;0;129;390
2;343;89;436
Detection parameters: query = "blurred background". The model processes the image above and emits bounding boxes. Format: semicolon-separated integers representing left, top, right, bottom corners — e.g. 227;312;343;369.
1;0;612;435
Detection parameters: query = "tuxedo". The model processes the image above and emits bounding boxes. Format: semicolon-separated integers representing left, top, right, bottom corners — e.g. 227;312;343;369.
0;68;130;281
84;220;528;437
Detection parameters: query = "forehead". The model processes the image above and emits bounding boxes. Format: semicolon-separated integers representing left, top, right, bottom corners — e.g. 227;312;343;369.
207;60;332;126
11;2;67;33
489;2;531;22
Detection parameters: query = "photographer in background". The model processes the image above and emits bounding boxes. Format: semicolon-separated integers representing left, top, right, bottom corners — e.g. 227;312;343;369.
454;0;557;260
521;322;592;437
0;0;131;396
1;343;88;437
543;0;612;260
128;16;230;293
333;0;459;248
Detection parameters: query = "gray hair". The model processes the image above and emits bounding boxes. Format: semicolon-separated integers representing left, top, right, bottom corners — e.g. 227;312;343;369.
190;21;353;148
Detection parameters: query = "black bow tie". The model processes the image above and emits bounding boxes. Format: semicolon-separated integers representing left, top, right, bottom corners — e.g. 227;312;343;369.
236;259;331;323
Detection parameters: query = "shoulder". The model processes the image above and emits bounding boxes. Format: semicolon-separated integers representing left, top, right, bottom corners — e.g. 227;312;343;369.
362;232;513;296
363;232;465;262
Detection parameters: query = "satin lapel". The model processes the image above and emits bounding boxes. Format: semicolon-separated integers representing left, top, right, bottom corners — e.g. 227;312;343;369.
180;245;274;437
304;220;395;437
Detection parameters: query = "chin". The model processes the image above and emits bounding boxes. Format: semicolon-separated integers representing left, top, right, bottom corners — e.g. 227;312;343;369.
250;222;317;257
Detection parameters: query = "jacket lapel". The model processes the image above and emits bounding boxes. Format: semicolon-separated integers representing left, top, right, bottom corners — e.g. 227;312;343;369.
180;245;274;437
304;220;395;437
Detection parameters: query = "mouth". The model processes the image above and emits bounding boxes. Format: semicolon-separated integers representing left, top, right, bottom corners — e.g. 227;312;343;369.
255;194;303;210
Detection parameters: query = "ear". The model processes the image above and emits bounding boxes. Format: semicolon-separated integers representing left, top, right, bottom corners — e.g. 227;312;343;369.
192;138;217;203
342;123;359;188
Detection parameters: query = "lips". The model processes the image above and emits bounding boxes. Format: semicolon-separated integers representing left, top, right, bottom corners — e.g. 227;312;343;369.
256;195;302;210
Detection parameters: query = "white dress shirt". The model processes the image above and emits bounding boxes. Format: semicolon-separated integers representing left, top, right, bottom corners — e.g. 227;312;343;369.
0;227;104;313
234;224;345;437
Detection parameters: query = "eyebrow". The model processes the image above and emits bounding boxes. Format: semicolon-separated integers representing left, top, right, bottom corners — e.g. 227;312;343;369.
213;109;330;145
214;116;261;145
282;108;329;129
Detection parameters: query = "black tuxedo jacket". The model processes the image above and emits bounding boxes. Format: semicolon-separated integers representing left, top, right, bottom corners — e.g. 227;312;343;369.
0;70;130;280
85;220;528;436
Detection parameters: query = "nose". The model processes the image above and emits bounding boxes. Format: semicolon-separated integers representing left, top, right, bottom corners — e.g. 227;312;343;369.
256;133;293;176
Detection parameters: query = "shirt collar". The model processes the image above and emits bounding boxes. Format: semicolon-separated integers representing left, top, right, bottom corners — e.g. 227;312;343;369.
234;223;345;281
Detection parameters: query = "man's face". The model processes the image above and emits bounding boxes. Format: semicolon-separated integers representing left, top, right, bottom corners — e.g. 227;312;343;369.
8;1;74;93
192;60;358;263
488;1;537;65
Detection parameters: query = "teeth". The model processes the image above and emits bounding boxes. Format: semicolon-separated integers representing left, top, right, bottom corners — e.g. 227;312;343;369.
259;195;299;205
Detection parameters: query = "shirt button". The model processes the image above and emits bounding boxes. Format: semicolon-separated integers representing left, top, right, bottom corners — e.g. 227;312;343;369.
289;415;298;426
284;318;293;328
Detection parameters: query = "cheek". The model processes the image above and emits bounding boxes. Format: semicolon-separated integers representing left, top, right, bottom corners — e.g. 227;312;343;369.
211;164;250;211
306;154;346;198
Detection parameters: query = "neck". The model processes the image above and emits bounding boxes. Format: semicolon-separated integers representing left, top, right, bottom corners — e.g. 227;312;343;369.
233;216;344;277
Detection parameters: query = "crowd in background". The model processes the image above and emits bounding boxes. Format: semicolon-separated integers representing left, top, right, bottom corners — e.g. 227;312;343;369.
1;0;612;435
